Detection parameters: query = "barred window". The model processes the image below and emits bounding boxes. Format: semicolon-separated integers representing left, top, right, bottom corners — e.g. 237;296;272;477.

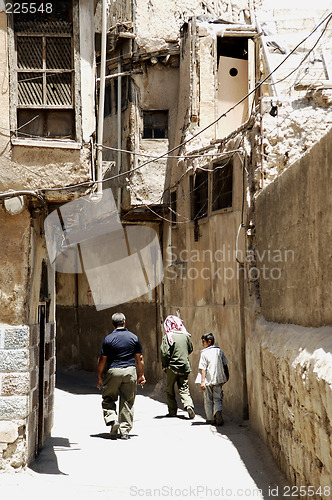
212;159;233;211
143;111;168;139
12;1;75;139
190;171;208;221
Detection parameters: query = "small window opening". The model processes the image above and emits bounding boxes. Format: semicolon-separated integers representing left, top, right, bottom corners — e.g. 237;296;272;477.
143;111;168;139
190;170;208;221
104;84;112;117
212;159;233;211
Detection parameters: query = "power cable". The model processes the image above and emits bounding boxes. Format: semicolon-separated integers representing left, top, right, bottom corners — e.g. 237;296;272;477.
1;12;331;198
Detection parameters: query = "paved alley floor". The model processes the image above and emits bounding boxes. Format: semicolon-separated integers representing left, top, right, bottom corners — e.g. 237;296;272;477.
0;368;293;500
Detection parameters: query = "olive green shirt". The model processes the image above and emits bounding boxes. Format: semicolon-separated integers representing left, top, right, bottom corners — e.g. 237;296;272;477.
160;333;193;374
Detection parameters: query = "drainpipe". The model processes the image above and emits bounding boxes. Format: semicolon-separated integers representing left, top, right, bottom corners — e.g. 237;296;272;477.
96;0;107;197
117;57;122;211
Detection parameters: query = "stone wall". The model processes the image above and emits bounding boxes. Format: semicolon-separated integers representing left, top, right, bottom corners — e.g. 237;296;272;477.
0;325;33;469
0;321;56;469
247;320;332;495
247;127;332;497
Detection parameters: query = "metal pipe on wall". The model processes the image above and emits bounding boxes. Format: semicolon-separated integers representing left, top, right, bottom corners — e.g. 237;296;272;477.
96;0;107;196
117;58;122;210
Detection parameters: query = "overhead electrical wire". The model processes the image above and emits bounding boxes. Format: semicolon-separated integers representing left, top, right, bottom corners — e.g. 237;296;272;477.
0;12;331;201
57;10;332;189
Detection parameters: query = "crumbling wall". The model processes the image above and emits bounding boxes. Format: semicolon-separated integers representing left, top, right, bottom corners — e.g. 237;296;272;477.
247;127;332;496
255;5;332;185
96;0;251;49
261;97;332;185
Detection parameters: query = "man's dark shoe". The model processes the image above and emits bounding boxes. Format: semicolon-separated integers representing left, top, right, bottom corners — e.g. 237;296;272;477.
186;406;195;419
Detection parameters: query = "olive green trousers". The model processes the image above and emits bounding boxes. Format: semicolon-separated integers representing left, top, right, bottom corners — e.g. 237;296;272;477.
166;368;194;415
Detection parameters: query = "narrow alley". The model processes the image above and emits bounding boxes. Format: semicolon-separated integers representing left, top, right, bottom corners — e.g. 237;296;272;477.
1;367;292;500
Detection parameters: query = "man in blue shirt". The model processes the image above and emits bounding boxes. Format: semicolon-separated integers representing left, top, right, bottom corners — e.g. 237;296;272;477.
97;312;145;440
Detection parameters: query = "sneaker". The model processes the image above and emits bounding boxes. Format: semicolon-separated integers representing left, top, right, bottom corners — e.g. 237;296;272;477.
206;419;216;425
186;406;195;419
120;433;129;440
215;411;223;426
110;421;120;439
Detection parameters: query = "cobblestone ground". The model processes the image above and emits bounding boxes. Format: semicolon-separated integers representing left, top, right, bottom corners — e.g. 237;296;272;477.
0;369;292;500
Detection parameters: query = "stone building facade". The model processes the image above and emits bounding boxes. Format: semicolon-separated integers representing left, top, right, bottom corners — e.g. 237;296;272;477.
0;0;95;468
1;0;332;496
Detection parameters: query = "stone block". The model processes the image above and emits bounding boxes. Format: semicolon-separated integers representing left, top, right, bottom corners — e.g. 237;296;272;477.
29;325;39;348
29;345;38;370
31;388;38;412
46;340;55;363
0;350;28;372
30;368;37;391
2;326;29;349
1;373;30;396
0;396;28;419
0;421;18;443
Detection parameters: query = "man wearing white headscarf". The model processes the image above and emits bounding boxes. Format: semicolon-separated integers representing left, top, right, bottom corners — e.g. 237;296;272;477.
160;315;195;419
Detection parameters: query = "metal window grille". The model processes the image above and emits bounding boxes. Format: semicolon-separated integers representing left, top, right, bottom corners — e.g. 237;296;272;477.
212;160;233;211
143;111;168;139
191;171;209;221
16;34;73;107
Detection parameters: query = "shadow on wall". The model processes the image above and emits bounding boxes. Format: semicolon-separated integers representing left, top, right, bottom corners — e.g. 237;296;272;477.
56;366;100;395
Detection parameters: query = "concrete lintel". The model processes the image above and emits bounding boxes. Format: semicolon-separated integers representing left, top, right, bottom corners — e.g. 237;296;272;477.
11;139;82;150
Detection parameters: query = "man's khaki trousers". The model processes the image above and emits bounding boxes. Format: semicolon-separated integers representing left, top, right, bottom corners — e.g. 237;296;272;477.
102;366;137;435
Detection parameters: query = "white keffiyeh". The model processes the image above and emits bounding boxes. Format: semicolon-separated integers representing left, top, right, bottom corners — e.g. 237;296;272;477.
163;315;191;346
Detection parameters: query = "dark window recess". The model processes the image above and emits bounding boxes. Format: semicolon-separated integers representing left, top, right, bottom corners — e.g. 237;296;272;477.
170;190;177;225
143;111;168;139
191;170;208;221
212;160;233;211
114;77;129;114
13;0;75;139
17;109;74;139
40;260;49;302
104;84;112;117
217;36;248;63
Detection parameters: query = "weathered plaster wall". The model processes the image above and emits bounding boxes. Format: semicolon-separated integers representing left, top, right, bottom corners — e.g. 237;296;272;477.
163;153;249;420
56;301;163;383
102;62;180;205
255;127;332;326
0;208;31;325
0;1;94;195
247;127;332;496
0;2;90;468
56;222;164;383
0;206;56;469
